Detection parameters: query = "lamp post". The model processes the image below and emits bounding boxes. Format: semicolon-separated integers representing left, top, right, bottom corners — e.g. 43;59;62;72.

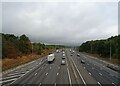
110;40;112;61
91;43;92;53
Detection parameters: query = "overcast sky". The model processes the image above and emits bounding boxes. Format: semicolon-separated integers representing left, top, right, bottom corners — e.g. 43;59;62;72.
2;1;118;46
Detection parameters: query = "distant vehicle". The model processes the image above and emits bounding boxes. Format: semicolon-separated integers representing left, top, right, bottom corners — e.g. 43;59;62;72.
47;53;55;63
63;51;65;54
70;54;73;56
56;50;59;53
63;53;65;57
77;54;80;56
73;51;75;53
61;60;66;65
81;60;85;64
62;56;65;59
62;54;65;59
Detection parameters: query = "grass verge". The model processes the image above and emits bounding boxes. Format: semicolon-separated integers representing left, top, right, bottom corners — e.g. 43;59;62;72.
1;49;55;71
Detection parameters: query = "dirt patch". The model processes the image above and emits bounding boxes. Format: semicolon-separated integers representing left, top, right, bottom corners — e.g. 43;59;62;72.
2;49;55;71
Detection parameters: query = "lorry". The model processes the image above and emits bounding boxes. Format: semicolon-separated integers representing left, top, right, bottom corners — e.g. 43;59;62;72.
47;53;55;63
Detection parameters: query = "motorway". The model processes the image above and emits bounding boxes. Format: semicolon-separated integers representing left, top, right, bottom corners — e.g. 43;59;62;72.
1;49;120;86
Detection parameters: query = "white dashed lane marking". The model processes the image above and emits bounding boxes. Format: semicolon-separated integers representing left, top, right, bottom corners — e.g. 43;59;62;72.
97;82;102;86
89;72;91;75
112;82;116;86
46;73;48;75
39;83;41;86
99;73;102;76
35;73;37;76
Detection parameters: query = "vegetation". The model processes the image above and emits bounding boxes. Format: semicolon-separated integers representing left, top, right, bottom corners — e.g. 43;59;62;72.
2;33;68;59
2;33;32;59
79;35;119;59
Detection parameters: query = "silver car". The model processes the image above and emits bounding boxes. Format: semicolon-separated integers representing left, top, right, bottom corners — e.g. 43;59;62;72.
61;60;66;65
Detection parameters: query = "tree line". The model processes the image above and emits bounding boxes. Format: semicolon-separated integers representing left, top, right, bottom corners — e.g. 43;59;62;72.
79;35;120;59
2;33;32;59
2;33;68;59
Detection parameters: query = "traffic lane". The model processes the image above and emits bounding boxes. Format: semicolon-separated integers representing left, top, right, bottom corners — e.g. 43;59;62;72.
66;51;85;85
66;55;77;84
15;52;61;84
11;59;48;84
75;51;107;66
2;59;47;86
77;53;119;85
42;52;62;84
2;59;47;85
83;63;111;84
79;52;119;78
56;50;69;84
56;64;69;84
2;51;57;85
83;61;119;85
28;64;53;84
67;50;98;85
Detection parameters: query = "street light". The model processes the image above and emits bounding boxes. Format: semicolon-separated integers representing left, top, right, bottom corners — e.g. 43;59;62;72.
110;40;112;61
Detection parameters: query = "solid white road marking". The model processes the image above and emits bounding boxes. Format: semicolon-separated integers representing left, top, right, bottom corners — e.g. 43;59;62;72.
97;82;102;86
46;73;48;75
71;62;78;79
71;58;87;86
50;67;51;69
8;72;25;76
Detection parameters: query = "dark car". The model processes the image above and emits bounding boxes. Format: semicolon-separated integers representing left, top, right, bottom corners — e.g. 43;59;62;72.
81;60;85;64
77;54;80;56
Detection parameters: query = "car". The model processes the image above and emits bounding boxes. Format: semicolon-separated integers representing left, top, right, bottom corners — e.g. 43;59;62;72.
81;60;85;64
56;50;59;53
77;54;80;56
63;54;65;57
70;54;73;56
61;60;66;65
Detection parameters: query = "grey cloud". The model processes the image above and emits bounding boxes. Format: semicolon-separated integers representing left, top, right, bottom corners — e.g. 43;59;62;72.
2;2;118;45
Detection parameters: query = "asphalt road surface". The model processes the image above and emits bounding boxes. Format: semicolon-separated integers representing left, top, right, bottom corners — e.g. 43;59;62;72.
1;49;120;86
